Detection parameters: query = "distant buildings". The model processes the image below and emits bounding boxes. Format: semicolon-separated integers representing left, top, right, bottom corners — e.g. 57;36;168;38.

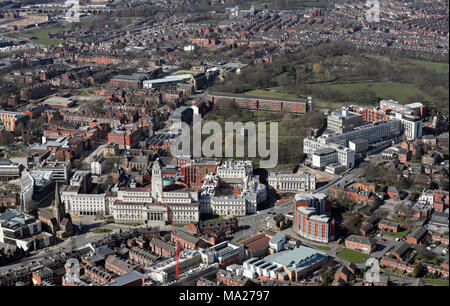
209;92;312;114
20;83;52;100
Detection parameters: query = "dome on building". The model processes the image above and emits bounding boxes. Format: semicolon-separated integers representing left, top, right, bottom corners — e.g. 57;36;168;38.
162;178;174;186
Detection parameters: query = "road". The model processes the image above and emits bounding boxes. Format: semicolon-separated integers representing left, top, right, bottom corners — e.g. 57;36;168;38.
82;143;106;166
0;229;118;273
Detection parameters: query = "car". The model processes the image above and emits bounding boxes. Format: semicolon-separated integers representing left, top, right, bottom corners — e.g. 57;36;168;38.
377;233;383;238
443;249;448;255
382;238;387;242
427;246;432;251
430;244;436;249
395;238;401;241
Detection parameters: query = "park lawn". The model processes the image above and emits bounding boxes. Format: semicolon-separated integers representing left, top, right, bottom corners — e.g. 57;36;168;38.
313;99;350;108
117;222;142;227
243;89;299;99
409;59;449;74
423;279;449;286
336;248;370;263
200;214;224;221
92;228;112;234
391;215;411;225
17;25;71;45
383;229;409;239
312;82;433;103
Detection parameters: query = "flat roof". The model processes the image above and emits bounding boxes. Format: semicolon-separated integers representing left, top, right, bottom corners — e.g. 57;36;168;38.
209;92;307;103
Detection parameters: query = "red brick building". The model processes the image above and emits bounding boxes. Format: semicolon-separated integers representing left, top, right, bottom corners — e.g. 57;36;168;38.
210;92;310;114
170;231;202;250
433;190;449;212
108;125;142;149
216;269;254;286
105;255;137;276
344;235;376;254
149;239;177;257
378;220;400;233
180;161;219;189
405;227;428;245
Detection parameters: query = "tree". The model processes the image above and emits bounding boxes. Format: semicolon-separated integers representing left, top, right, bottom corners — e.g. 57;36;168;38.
312;63;323;73
412;262;423;278
0;131;15;146
409;192;420;202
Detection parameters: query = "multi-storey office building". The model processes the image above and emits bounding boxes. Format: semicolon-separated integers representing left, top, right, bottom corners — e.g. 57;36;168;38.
327;109;363;133
304;119;403;168
0;209;53;251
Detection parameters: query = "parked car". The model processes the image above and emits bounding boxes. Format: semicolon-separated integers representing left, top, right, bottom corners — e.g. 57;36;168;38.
395;238;401;241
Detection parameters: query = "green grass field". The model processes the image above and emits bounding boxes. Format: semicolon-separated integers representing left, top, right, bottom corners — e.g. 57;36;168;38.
423;279;449;286
78;91;93;97
16;25;71;45
409;59;449;73
312;82;432;104
200;214;224;221
243;89;299;99
92;228;112;234
117;222;142;227
336;248;370;263
383;229;409;239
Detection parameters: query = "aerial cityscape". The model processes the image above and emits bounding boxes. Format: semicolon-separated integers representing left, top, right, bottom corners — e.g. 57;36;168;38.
0;0;448;292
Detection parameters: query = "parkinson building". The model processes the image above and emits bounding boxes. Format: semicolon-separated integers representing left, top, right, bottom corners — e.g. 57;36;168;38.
111;158;200;225
60;158;200;226
61;159;267;225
